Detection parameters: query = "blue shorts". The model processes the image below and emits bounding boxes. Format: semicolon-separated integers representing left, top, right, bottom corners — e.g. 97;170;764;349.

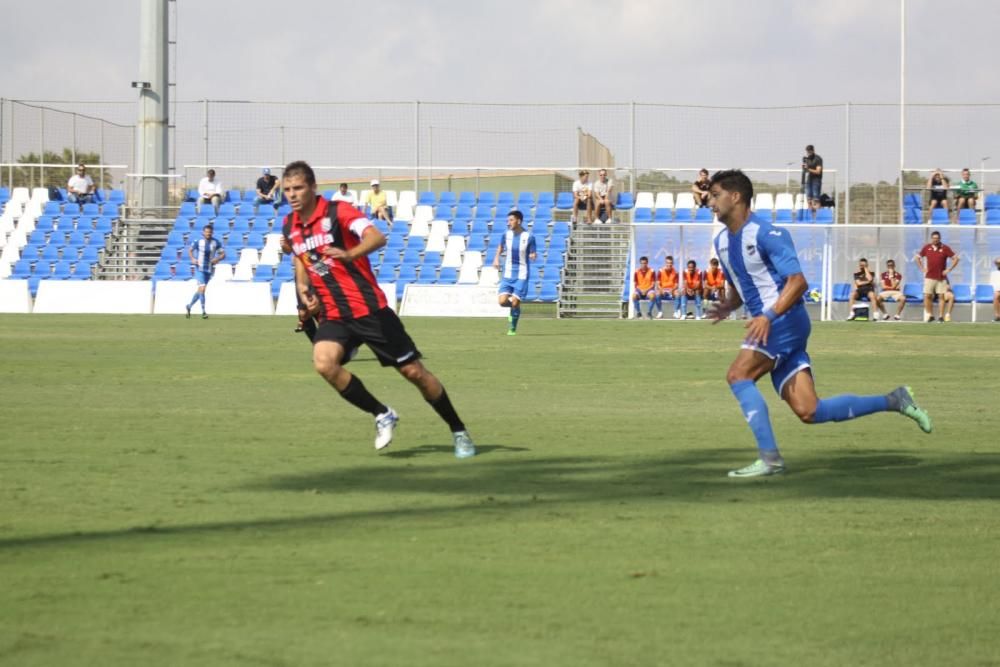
499;278;529;300
196;270;213;285
805;179;822;200
633;289;654;300
741;306;812;396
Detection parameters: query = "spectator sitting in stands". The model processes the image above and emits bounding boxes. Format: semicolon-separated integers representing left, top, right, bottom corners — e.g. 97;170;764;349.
571;170;594;224
926;169;950;212
703;257;726;304
846;257;877;321
655;255;679;319
198;168;224;214
67;163;96;204
692;168;712;208
875;259;906;321
331;182;356;205
991;257;1000;322
680;259;704;319
632;256;657;319
255;167;279;209
955;168;979;211
592;169;615;223
366;179;392;221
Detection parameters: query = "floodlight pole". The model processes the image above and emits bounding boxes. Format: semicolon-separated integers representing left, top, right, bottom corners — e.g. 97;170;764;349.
135;0;169;212
899;0;905;223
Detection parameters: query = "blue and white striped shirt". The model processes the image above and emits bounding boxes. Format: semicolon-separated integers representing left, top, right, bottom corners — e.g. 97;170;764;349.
190;237;223;271
714;220;803;317
500;230;536;280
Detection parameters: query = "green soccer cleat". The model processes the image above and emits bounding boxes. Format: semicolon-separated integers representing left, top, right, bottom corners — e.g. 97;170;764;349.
453;430;476;459
507;329;517;336
728;458;786;478
889;386;932;433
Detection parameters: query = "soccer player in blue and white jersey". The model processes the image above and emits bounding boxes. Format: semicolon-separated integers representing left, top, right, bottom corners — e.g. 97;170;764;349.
186;224;225;319
492;210;537;336
706;170;932;478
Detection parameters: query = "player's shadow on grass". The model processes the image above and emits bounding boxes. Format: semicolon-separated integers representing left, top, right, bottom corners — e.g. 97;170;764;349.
383;444;530;459
1;448;998;552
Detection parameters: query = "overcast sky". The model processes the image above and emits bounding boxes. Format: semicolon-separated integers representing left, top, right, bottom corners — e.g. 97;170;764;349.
3;0;999;105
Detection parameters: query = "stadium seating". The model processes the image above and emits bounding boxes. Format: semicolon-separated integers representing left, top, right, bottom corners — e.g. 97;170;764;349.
958;209;978;225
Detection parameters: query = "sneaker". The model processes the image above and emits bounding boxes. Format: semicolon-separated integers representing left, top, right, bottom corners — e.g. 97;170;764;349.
994;316;1000;322
943;313;951;322
374;408;399;450
888;386;932;434
453;430;476;459
674;311;682;320
893;315;901;321
846;313;856;321
924;313;934;323
507;329;517;336
294;321;304;333
882;313;891;321
185;305;191;319
655;311;663;319
201;313;208;319
728;458;786;478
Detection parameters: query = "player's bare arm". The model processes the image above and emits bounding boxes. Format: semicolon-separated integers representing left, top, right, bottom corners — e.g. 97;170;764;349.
708;282;743;323
323;226;386;263
744;273;808;346
943;255;960;276
293;256;320;314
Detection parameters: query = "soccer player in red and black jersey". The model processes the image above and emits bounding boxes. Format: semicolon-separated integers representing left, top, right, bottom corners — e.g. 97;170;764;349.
281;161;475;458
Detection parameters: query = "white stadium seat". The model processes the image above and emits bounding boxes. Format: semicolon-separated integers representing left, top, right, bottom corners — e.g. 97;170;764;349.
412;205;434;225
409;217;430;237
477;266;499;286
397;190;417;209
634;192;655;210
674;192;696;210
385;190;398;208
394;203;415;222
442;235;465;268
457;263;479;284
653;192;675;211
775;193;794;210
257;246;281;267
754;193;775;212
238;248;259;266
30;187;50;204
10;187;30;205
212;263;233;282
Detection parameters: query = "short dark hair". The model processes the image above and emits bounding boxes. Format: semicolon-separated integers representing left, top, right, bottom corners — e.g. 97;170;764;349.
687;259;696;267
508;209;523;222
207;169;215;177
203;224;213;231
931;230;941;237
710;257;719;265
859;257;868;263
639;255;648;262
284;160;315;186
665;255;673;262
709;169;754;206
887;259;896;265
805;145;815;152
339;182;348;188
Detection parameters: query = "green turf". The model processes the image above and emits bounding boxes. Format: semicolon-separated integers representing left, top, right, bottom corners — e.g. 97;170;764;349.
1;315;998;666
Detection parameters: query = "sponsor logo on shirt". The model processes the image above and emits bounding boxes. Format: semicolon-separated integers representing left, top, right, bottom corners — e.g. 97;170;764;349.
293;233;334;255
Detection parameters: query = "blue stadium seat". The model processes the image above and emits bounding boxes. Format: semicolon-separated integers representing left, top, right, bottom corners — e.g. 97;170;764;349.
539;282;559;302
99;202;120;216
418;191;436;206
815;208;834;223
35;215;56;233
253;266;274;282
437;267;458;283
218;202;239;219
81;203;100;216
454;205;474;221
457;191;476;206
975;284;994;303
752;209;774;223
466;235;487;251
42;245;61;261
433;204;453;220
88;233;107;248
633;208;653;222
550;222;570;237
173;218;193;232
903;207;923;225
108;189;125;203
903;283;923;302
389;220;410;236
694;207;714;222
517;192;536;209
385;235;406;250
497;192;515;208
12;259;33;278
554;192;574;210
401;248;422;264
832;283;850;301
230;217;251;235
275;262;294;281
225;189;241;203
958;209;978;225
422;251;442;267
775;209;794;223
34;260;53;277
52;261;72;279
951;284;972;303
277;204;292;217
167;230;188;245
80;246;100;262
28;275;43;296
670;208;690;222
477;192;496;207
438;192;457;206
930;208;949;223
616;192;635;211
28;229;48;245
242;190;258;203
43;201;61;215
245;232;265;250
986;210;1000;226
474;206;493;220
903;193;922;209
397;265;418;281
271;280;288;299
534;207;553;223
178;201;197;217
67;231;87;247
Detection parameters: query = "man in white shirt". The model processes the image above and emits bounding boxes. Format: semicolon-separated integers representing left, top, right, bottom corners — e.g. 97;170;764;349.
592;169;615;223
198;169;223;214
571;170;593;224
330;182;357;205
67;164;96;204
991;257;1000;322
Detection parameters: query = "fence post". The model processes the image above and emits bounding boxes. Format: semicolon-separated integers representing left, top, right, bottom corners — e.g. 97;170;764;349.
72;112;77;166
629;101;636;195
844;102;850;225
202;99;208;168
413;100;420;194
39;106;45;188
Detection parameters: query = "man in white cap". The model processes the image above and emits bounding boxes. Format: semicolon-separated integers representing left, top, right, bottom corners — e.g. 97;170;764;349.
366;179;392;222
255;167;280;210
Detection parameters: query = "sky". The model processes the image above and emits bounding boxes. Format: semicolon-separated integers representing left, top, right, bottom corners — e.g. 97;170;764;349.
1;0;998;183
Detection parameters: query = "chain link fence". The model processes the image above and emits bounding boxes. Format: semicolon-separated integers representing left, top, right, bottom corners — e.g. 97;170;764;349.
3;99;998;223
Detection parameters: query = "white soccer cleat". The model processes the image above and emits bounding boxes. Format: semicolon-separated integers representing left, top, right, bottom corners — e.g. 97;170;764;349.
374;408;398;450
655;311;663;319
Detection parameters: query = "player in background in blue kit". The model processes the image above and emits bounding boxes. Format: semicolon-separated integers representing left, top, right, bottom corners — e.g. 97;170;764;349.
706;170;932;478
492;210;537;336
187;224;225;319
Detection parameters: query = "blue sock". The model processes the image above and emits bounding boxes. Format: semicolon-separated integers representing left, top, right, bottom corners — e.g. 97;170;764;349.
730;380;781;460
679;294;688;315
814;394;889;423
632;298;641;317
695;295;703;318
654;295;662;314
188;292;200;308
510;304;520;330
647;300;655;317
199;292;206;312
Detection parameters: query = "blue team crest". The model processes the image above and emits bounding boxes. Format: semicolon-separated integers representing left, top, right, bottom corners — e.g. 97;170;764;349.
746;244;756;256
321;217;332;232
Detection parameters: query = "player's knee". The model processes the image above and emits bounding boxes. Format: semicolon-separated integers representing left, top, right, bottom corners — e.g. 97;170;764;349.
726;368;749;385
791;398;817;424
397;361;425;384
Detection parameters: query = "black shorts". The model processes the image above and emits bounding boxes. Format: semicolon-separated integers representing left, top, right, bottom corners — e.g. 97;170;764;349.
929;190;947;203
574;199;590;211
314;307;421;368
857;285;874;299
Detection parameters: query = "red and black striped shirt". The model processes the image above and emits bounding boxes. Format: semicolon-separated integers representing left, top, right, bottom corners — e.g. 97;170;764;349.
282;196;388;321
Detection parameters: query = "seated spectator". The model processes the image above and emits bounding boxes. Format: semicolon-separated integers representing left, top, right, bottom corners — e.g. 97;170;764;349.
331;182;356;205
846;257;877;321
198;168;224;214
571;170;593;224
875;259;906;320
655;255;679;319
592;169;614;223
255;167;279;209
679;259;704;319
955;168;979;211
703;257;726;303
926;169;950;211
67;164;96;204
366;180;392;221
991;257;1000;322
632;256;657;319
692;168;711;208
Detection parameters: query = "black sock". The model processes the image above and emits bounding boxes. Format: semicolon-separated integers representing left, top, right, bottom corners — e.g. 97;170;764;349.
338;375;387;416
428;389;465;432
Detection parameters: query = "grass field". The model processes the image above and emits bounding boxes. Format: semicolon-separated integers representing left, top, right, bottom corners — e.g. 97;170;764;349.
1;314;998;666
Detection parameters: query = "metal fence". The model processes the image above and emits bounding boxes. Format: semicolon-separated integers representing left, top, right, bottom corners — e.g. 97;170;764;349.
3;99;999;223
